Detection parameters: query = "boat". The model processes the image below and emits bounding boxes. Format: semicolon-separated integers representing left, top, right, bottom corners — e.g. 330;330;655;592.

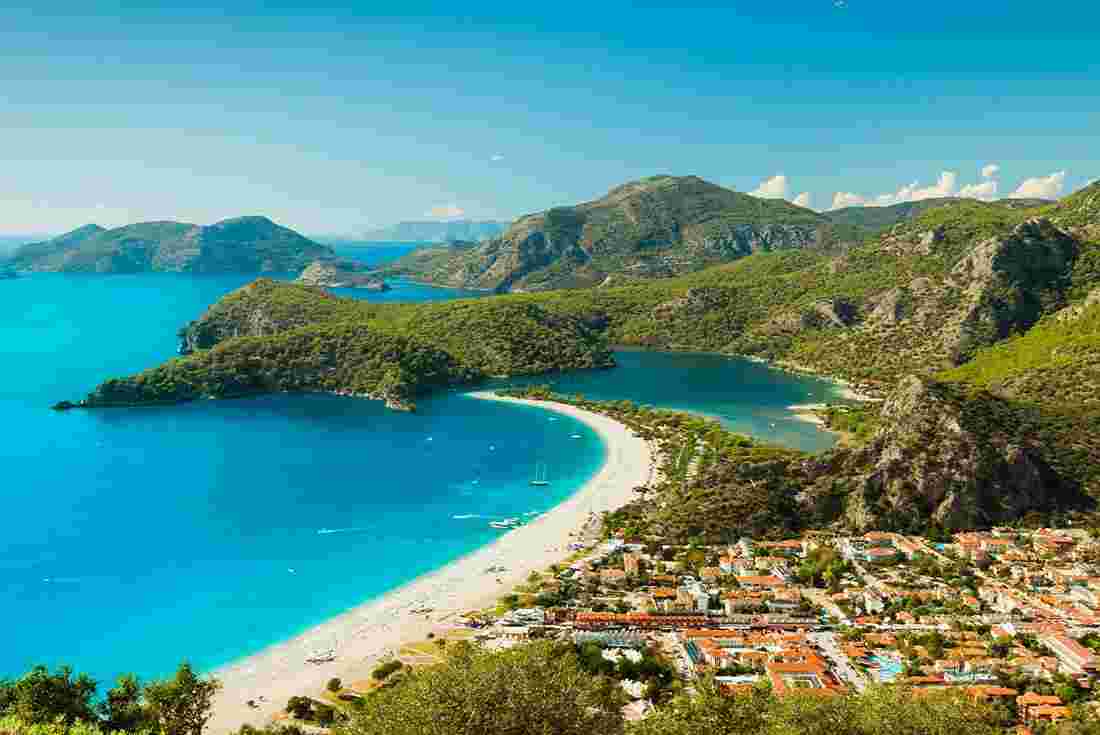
570;433;582;439
529;462;550;486
489;518;521;529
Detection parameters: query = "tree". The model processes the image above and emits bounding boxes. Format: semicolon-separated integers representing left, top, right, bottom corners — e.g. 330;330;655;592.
286;695;313;720
327;678;343;693
338;642;622;735
143;662;221;735
101;674;148;733
0;665;98;725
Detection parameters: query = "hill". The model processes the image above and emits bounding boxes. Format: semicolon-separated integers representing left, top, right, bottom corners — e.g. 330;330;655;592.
361;220;510;242
70;279;612;411
385;176;866;292
8;217;333;273
822;197;1057;235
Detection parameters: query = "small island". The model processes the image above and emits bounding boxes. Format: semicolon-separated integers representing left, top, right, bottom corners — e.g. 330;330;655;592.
296;260;390;290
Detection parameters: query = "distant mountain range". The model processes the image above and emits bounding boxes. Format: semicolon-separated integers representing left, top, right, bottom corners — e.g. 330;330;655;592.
384;176;1061;293
360;220;510;243
6;217;333;273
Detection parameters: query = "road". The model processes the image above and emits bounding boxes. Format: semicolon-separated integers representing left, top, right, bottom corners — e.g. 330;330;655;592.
809;631;867;693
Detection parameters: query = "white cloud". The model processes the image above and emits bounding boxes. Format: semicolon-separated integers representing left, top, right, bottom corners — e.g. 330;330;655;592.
425;203;466;219
793;192;813;209
829;171;959;210
981;164;1000;179
749;175;789;200
958;180;998;200
1010;171;1066;200
490;154;504;162
830;192;867;209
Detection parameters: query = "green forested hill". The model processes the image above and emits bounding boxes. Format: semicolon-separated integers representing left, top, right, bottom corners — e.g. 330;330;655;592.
8;216;333;273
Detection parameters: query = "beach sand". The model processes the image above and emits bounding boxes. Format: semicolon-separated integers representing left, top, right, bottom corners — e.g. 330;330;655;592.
205;392;654;733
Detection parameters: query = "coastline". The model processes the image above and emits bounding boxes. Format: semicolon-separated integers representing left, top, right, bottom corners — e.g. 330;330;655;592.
205;391;654;734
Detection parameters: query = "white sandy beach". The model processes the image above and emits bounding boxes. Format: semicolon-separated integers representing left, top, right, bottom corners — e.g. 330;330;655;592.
206;392;654;733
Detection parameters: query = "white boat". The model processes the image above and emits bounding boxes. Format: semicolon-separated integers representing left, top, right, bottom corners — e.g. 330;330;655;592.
570;433;582;439
529;462;550;486
489;518;521;529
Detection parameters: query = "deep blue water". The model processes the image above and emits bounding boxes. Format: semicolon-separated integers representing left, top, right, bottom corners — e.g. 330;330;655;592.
0;260;840;687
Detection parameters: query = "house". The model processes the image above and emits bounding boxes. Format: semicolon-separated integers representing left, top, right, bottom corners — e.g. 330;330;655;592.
765;660;839;696
864;547;900;564
737;575;786;592
759;540;804;558
623;552;641;576
1041;635;1099;675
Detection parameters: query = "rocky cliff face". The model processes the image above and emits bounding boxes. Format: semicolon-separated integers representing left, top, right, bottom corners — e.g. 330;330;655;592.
795;376;1082;531
943;218;1078;362
387;175;849;292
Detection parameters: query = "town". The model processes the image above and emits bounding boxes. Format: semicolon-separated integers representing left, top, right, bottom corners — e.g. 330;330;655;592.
403;525;1100;731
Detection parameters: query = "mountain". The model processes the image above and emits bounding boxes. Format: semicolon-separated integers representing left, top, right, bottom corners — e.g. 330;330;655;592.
67;179;1100;531
361;220;510;243
385;176;865;292
822;197;1057;234
7;217;333;273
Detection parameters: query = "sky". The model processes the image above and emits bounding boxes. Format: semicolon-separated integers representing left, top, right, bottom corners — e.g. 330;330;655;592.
1;0;1098;237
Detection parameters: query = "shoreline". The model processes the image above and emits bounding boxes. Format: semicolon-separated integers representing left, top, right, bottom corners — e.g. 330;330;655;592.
205;391;654;733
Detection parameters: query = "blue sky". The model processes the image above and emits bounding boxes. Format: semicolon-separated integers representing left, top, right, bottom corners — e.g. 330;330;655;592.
1;0;1098;236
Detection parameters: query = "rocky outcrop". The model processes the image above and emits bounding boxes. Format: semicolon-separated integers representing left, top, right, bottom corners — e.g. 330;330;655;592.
296;260;389;290
940;218;1078;363
798;376;1082;531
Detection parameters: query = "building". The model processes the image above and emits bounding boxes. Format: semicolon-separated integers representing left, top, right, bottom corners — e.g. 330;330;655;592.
623;552;641;576
1041;635;1099;675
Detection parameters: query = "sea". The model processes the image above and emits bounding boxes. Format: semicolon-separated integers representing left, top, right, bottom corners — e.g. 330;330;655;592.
0;243;843;687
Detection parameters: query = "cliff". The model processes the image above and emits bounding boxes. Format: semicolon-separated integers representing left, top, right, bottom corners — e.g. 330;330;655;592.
8;217;333;273
385;176;861;292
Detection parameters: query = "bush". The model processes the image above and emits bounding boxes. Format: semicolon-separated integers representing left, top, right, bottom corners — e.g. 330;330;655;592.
326;678;342;693
371;661;404;681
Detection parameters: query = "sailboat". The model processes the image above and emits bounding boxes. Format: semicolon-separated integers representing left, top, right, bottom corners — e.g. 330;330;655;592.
529;462;550;486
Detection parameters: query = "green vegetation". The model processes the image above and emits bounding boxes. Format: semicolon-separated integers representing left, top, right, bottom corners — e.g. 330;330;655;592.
337;641;622;735
0;663;220;735
79;280;613;410
629;679;1010;735
7;216;333;273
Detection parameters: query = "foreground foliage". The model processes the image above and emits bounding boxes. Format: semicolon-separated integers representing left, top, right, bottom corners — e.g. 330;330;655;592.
0;663;220;735
337;641;623;735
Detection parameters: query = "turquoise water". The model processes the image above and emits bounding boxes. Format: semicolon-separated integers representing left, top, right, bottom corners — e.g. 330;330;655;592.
0;262;838;687
493;348;845;453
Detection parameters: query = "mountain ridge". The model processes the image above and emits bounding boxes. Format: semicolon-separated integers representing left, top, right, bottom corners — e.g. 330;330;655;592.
7;216;333;273
384;175;863;292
